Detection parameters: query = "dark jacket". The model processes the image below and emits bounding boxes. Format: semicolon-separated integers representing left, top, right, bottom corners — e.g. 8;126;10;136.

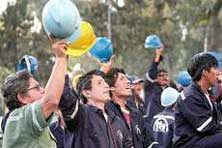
151;108;175;148
106;101;158;148
144;60;165;124
127;95;146;116
59;76;133;148
50;121;74;148
174;82;222;147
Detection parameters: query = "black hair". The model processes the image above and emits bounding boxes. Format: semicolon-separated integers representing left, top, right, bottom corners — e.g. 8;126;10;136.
188;52;218;81
157;68;168;74
104;68;125;87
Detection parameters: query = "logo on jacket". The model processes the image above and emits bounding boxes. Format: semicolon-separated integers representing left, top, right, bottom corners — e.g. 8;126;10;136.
153;117;169;133
135;124;141;135
117;129;123;142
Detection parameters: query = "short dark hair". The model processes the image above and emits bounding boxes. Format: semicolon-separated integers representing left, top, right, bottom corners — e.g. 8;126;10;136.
1;70;31;111
76;70;104;104
188;52;218;81
104;68;125;87
157;68;168;74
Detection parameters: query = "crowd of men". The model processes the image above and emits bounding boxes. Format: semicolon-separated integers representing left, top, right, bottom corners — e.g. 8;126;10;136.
1;0;222;148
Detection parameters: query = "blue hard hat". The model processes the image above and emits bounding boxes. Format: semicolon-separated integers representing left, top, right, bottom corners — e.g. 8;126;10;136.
144;34;162;49
177;71;192;87
161;87;179;107
16;55;38;75
208;51;221;69
89;37;113;62
42;0;81;43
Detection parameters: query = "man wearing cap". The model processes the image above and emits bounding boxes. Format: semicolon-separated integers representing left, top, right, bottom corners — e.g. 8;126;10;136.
144;48;170;125
127;75;146;115
151;87;179;148
174;52;222;148
1;38;67;148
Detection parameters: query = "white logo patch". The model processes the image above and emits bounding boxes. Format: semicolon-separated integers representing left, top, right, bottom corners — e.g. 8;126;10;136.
135;124;141;135
153;117;169;133
117;129;123;142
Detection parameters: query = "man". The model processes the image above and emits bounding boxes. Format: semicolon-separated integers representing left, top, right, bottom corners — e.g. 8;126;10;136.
58;70;133;148
174;52;222;148
128;76;145;115
151;87;179;148
1;38;67;148
144;48;169;124
104;68;159;148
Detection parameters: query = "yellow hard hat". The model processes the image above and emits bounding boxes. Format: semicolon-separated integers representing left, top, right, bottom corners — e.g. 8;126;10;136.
66;21;96;57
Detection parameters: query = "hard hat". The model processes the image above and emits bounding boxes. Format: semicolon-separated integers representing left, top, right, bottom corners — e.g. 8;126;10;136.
89;37;113;62
208;51;221;69
16;55;38;75
177;71;192;87
144;34;162;49
161;87;179;107
66;21;96;57
42;0;81;43
127;75;143;84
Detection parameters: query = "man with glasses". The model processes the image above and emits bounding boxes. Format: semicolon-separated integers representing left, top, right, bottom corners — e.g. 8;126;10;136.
1;37;67;148
144;48;170;126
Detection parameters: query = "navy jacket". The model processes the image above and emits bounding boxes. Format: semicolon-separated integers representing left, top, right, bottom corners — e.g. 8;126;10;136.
127;96;146;116
59;76;133;148
106;101;158;148
144;60;165;124
151;108;175;148
50;121;74;148
174;82;222;147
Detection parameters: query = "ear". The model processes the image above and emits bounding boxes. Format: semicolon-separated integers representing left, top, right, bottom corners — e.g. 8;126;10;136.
17;93;28;105
202;69;208;77
82;90;91;98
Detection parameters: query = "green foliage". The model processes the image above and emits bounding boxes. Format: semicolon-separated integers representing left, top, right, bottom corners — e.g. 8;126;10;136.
0;0;34;69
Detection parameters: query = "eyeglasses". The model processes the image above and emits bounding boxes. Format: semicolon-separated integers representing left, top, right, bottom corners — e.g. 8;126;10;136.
27;84;42;91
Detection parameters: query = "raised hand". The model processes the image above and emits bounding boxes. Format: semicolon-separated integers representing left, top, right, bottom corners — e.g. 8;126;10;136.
49;34;68;58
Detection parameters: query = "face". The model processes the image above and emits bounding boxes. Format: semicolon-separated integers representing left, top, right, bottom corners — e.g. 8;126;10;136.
85;75;110;103
19;77;45;104
133;82;143;97
156;72;169;86
112;72;132;98
205;66;219;87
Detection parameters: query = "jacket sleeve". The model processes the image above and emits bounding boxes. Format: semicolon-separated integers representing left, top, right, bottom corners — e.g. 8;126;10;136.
144;60;160;110
59;75;81;131
179;92;222;134
145;59;160;82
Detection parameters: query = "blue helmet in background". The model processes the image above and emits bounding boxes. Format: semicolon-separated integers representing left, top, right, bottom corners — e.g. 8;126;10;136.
89;37;113;62
144;34;162;49
16;55;38;75
161;87;179;107
42;0;81;43
208;51;221;69
177;71;192;87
